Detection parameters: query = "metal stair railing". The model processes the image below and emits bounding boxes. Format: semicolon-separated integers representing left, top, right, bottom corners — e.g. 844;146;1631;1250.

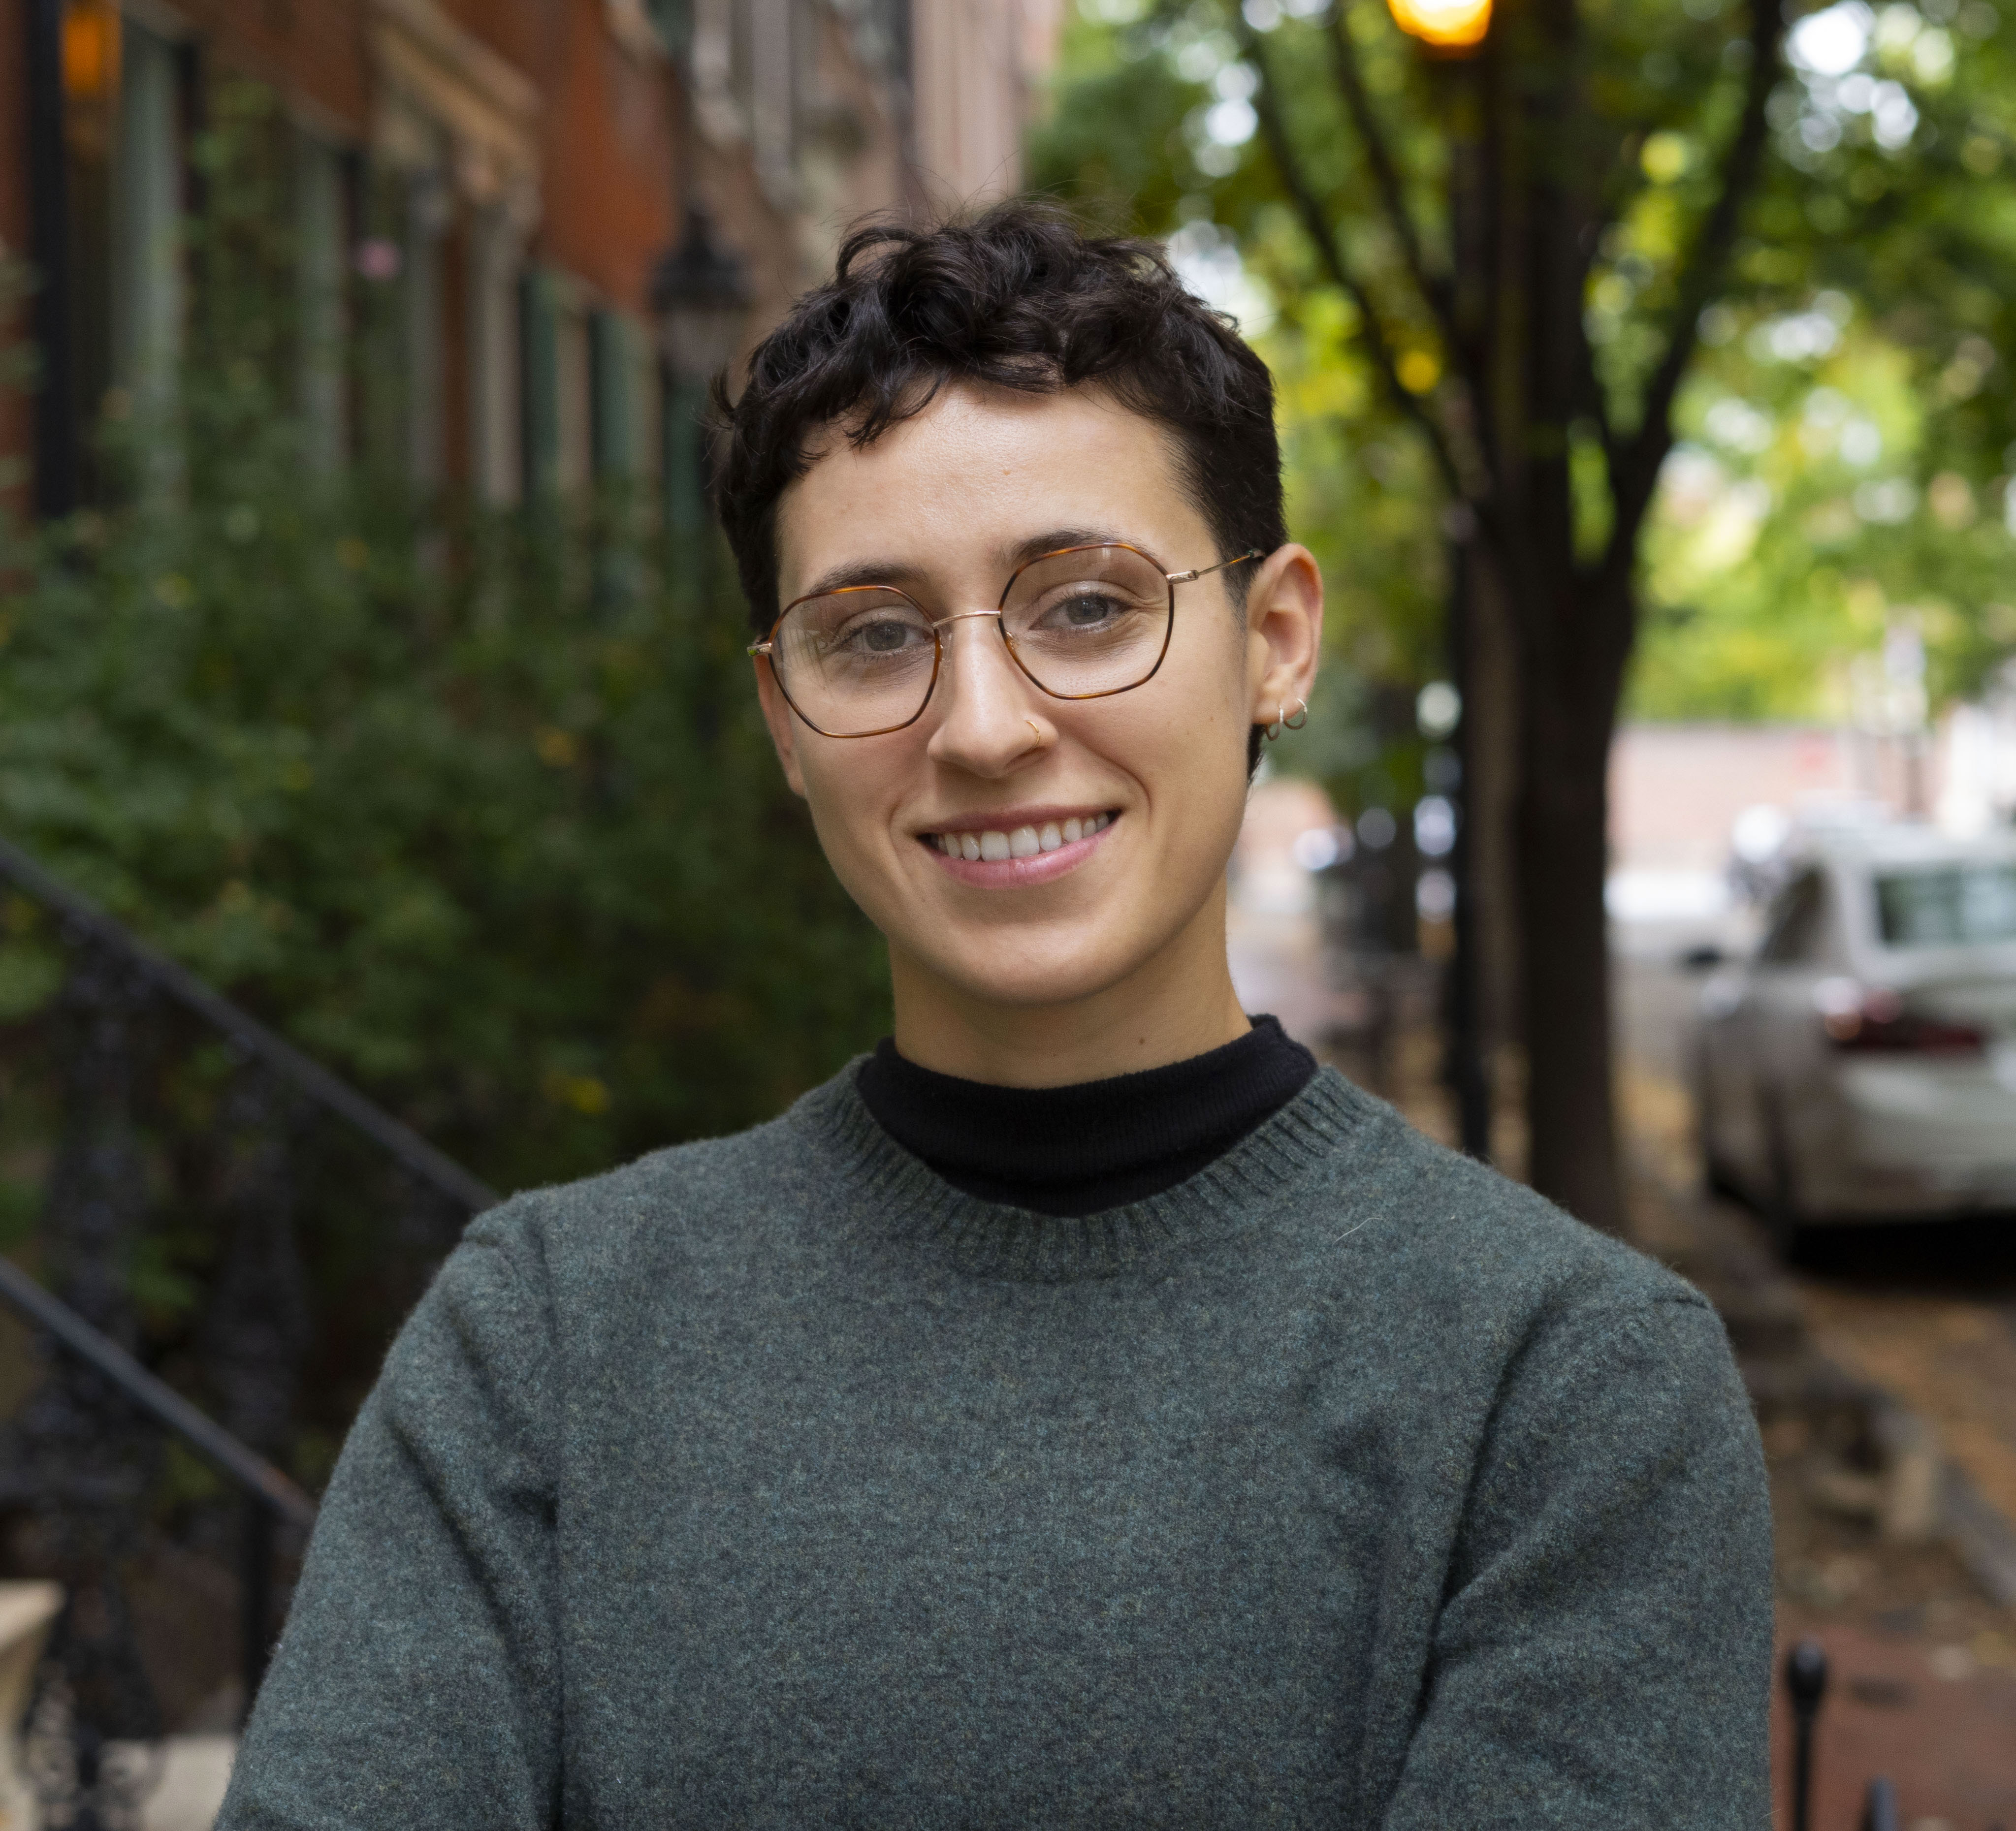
0;1258;313;1828
0;831;495;1831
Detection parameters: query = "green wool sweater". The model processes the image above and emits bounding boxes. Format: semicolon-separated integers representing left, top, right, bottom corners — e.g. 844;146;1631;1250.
218;1065;1772;1829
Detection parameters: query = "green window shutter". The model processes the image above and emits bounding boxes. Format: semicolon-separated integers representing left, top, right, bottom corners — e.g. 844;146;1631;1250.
110;21;185;415
356;165;414;477
589;308;637;480
520;269;561;502
663;373;706;540
648;0;694;55
294;130;348;472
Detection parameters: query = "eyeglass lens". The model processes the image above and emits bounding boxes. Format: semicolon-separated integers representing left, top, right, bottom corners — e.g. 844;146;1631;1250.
771;544;1174;737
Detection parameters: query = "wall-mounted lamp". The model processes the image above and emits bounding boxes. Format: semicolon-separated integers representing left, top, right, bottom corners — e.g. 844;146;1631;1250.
651;204;751;384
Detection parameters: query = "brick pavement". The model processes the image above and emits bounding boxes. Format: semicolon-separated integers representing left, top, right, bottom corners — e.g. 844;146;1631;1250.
1773;1614;2016;1831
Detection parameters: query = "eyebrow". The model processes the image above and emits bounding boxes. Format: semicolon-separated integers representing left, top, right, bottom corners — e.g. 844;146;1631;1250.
794;527;1133;604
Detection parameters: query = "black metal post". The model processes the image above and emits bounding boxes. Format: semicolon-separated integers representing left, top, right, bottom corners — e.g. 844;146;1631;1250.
27;0;79;519
1440;49;1491;1162
1445;529;1491;1158
1785;1637;1828;1831
241;1492;276;1716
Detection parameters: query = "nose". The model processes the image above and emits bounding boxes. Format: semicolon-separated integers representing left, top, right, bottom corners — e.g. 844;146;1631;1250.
925;613;1046;777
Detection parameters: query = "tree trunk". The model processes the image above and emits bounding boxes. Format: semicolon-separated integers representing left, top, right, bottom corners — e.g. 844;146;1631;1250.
1460;536;1525;1146
1514;578;1632;1232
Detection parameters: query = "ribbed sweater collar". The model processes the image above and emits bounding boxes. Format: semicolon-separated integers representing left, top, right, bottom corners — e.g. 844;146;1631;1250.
797;1065;1373;1283
853;1015;1317;1218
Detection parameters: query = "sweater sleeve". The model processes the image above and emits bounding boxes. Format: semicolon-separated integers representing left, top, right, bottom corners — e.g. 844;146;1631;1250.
1381;1293;1774;1831
215;1214;562;1831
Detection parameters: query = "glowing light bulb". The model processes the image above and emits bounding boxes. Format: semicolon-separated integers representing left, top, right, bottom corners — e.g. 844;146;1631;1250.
1387;0;1492;50
62;0;121;100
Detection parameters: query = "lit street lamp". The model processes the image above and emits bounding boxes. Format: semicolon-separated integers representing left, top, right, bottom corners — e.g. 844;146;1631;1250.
1388;0;1491;51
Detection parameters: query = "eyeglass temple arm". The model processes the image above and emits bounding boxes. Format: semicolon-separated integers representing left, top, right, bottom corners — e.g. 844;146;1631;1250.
1165;548;1266;584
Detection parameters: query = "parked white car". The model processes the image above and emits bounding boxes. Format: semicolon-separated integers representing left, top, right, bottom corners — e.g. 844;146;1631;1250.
1695;823;2016;1248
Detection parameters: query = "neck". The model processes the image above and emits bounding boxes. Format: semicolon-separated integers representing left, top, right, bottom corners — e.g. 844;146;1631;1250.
886;880;1251;1088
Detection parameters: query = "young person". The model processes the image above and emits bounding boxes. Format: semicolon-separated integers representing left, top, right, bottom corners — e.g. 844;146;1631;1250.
219;205;1771;1829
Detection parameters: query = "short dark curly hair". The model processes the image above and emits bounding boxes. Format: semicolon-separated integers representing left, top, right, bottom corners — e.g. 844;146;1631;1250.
709;200;1286;636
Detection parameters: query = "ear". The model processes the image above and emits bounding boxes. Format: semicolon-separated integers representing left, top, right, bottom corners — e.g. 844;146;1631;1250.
1243;543;1324;728
753;654;809;797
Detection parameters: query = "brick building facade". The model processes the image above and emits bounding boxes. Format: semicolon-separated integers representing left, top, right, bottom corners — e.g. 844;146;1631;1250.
0;0;1059;524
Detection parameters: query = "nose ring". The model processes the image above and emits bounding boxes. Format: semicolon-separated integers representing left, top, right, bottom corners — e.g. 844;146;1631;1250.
1026;719;1042;741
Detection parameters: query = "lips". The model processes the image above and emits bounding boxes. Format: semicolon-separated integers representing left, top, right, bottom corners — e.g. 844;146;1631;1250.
926;812;1115;862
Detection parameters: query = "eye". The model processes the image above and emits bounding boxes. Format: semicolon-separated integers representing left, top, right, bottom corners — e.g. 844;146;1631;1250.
832;612;929;656
1044;590;1126;631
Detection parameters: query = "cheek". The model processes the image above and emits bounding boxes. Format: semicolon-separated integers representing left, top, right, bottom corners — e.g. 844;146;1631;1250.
1116;638;1251;791
796;746;909;902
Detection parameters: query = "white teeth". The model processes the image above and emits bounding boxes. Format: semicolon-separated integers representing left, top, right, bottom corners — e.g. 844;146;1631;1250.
937;818;1112;862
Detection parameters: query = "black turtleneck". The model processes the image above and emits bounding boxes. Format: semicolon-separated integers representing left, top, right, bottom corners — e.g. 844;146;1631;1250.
853;1014;1318;1218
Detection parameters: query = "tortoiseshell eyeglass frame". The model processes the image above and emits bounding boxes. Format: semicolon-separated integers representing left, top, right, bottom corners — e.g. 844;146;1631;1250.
746;542;1268;739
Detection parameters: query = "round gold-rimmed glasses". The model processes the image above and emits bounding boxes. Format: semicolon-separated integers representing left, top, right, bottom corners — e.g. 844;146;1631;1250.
747;541;1266;739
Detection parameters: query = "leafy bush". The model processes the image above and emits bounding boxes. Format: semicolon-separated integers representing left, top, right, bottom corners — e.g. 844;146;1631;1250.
0;85;889;1201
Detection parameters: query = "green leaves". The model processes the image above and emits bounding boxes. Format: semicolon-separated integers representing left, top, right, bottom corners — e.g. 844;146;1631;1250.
0;472;893;1192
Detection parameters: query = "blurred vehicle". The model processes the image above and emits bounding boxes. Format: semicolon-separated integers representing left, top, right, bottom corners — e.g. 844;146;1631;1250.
1694;823;2016;1249
1726;794;1896;907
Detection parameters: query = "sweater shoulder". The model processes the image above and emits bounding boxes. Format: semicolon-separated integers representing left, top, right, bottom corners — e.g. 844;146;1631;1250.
456;1086;833;1294
1296;1069;1710;1332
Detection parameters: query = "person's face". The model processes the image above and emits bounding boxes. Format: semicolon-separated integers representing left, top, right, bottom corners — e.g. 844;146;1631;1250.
758;382;1321;1020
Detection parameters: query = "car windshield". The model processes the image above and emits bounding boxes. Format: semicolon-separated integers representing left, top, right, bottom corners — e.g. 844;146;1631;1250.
1873;861;2016;948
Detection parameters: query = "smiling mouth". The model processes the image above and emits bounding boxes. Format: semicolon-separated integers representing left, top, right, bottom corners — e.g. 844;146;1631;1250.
923;812;1117;862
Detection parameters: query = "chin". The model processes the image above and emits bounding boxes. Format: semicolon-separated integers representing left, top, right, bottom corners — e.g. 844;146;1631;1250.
919;932;1149;1013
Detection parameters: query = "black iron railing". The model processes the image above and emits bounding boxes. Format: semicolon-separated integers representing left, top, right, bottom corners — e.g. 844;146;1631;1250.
0;832;493;1830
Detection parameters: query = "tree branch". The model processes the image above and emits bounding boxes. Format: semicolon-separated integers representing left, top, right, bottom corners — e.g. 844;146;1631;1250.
1603;0;1788;575
1242;24;1480;513
1323;2;1454;338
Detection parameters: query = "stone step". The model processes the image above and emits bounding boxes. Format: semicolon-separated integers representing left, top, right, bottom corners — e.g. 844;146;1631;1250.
135;1736;238;1831
0;1581;62;1831
3;1583;237;1831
